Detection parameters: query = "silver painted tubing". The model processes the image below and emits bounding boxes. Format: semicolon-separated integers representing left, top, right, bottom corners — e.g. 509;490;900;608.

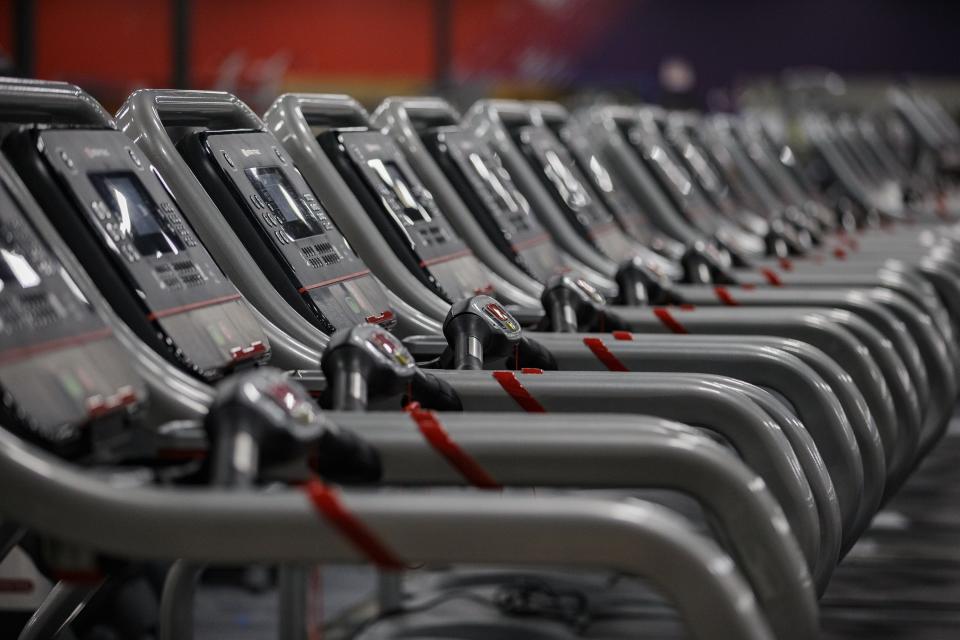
160;561;196;640
535;331;858;539
609;307;884;541
673;287;931;408
865;288;959;457
676;375;835;593
0;426;773;640
430;370;821;576
664;285;957;482
16;580;102;640
278;564;310;640
0;76;114;126
346;411;818;625
160;413;817;639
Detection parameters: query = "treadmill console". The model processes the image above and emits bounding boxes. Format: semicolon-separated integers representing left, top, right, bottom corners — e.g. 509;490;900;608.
625;124;718;233
4;128;271;381
423;128;565;282
628;125;765;257
179;130;395;333
319;129;493;302
554;122;659;244
0;177;145;455
514;125;638;262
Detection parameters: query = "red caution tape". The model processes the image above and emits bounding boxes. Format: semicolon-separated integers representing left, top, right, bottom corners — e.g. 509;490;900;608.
677;303;696;310
521;367;543;374
778;257;794;271
833;247;847;260
714;286;739;306
759;268;784;286
612;330;634;341
405;403;500;489
302;479;405;569
653;308;688;334
492;371;547;412
741;283;757;290
583;337;630;372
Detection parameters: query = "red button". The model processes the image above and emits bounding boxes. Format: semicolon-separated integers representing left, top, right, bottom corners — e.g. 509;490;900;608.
365;310;395;325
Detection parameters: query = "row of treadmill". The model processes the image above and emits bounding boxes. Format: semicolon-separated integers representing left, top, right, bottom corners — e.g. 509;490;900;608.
0;76;958;640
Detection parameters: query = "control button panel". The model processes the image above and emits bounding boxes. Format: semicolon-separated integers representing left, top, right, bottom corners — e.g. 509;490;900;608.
516;125;639;262
0;177;146;454
331;130;492;301
556;122;658;244
516;125;614;229
626;124;718;232
191;130;395;333
28;129;271;379
425;128;566;282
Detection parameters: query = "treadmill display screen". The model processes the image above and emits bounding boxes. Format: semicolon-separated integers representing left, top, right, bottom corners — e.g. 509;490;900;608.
542;148;593;211
0;245;41;290
246;166;325;240
91;173;185;257
366;158;432;225
467;152;525;216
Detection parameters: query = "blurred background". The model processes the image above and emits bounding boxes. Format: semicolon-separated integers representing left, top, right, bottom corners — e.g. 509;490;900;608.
1;0;959;114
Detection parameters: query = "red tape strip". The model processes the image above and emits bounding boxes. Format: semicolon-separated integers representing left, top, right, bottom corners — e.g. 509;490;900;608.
778;257;794;271
714;286;739;306
759;268;784;286
612;330;634;341
302;479;405;569
653;308;688;334
583;337;630;372
406;403;501;489
492;371;547;412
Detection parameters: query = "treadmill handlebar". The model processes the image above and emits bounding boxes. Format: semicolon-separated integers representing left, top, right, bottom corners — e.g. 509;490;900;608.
0;424;774;640
375;96;461;128
271;93;372;129
0;76;114;126
118;88;262;130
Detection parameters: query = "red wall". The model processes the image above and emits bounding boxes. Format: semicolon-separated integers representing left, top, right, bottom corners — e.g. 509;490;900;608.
0;1;444;103
191;0;435;86
0;1;609;108
1;0;171;105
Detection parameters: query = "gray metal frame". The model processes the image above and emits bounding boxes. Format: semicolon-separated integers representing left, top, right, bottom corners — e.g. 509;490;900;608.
156;413;816;639
0;425;775;640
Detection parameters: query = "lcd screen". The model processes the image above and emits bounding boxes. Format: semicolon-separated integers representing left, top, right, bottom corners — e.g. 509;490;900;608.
466;152;524;216
246;167;326;240
366;159;431;225
541;147;592;210
91;173;185;257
